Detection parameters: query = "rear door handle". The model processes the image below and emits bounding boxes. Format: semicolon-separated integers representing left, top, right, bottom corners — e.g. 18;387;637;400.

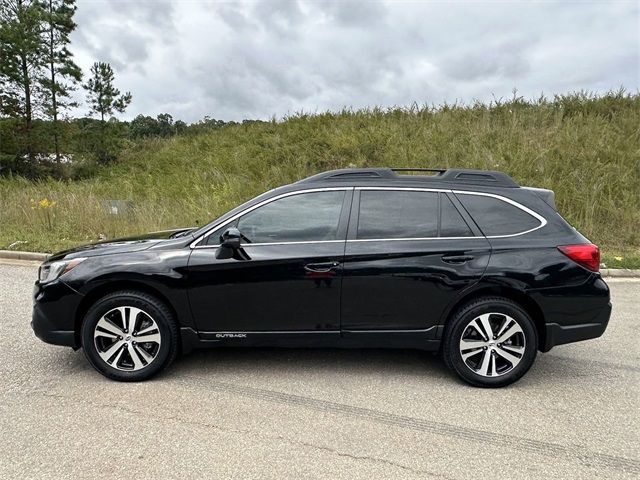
304;261;340;273
441;254;474;264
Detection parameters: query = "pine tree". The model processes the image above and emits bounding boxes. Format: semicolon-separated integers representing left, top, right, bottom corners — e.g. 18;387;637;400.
83;62;131;122
83;62;131;163
0;0;44;165
39;0;82;162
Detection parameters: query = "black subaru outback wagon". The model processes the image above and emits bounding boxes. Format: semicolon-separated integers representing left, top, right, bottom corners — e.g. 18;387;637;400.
32;168;611;387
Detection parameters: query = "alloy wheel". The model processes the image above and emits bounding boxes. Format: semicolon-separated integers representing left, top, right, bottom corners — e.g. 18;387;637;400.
93;306;162;371
458;312;526;377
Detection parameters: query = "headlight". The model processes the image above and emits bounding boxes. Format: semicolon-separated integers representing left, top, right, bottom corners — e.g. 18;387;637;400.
38;258;87;284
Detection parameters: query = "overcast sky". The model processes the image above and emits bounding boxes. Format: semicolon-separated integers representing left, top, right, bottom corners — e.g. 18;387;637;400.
69;0;640;122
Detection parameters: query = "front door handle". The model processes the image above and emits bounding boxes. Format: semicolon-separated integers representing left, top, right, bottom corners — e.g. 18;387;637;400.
441;254;474;264
304;261;340;273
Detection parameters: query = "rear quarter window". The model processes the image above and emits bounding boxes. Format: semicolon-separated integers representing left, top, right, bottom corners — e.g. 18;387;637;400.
456;193;542;236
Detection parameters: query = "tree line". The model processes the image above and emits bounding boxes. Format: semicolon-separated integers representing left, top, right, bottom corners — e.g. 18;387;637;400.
0;0;242;178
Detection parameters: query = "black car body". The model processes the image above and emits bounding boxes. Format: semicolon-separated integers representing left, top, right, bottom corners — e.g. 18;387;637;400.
32;168;611;386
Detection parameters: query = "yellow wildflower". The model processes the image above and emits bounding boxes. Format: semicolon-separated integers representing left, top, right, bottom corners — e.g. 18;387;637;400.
38;198;56;209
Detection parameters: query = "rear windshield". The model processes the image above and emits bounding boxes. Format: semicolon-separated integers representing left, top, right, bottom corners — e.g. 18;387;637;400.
456;193;541;236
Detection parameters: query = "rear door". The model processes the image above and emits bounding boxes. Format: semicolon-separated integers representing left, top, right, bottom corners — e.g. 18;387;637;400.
341;188;491;333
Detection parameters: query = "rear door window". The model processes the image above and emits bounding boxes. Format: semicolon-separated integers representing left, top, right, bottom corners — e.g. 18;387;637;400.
357;190;439;239
457;193;541;236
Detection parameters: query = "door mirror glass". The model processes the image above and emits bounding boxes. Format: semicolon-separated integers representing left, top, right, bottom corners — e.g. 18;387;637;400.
216;227;241;259
221;227;241;248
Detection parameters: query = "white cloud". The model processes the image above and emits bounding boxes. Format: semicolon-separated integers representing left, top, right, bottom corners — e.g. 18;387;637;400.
69;0;640;122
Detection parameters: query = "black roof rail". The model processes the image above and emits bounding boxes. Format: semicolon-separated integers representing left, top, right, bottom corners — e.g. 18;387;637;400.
297;168;519;187
443;169;519;187
391;168;446;174
297;168;396;183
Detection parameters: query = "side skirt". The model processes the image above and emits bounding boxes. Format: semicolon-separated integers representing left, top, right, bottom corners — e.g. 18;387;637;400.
179;327;441;354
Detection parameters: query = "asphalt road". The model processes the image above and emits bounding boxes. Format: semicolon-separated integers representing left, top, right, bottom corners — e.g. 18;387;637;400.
0;262;638;479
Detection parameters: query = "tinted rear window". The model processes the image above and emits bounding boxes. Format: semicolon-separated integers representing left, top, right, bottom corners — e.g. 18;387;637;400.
357;191;439;239
457;193;541;236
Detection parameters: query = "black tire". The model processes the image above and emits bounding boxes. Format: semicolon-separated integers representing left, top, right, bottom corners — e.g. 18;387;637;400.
81;290;178;381
443;296;537;388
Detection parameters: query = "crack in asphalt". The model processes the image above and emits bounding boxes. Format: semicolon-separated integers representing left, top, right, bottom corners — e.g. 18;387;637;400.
5;369;637;476
177;376;640;475
270;435;455;479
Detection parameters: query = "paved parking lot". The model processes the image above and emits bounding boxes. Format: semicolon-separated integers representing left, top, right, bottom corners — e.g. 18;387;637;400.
0;262;638;479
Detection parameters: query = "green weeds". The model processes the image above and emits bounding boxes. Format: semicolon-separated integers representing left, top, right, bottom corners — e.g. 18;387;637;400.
1;91;638;266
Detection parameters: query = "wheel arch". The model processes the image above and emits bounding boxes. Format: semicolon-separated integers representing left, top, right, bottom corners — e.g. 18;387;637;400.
440;285;547;350
74;280;180;348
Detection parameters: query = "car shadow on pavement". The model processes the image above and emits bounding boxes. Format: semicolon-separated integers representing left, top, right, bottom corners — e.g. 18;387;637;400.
40;344;451;382
49;343;627;386
171;347;451;378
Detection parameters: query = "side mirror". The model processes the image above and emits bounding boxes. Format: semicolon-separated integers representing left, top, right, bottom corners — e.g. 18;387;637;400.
221;227;241;249
216;227;241;259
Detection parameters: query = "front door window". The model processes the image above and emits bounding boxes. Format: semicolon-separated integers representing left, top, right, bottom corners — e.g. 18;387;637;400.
237;191;346;244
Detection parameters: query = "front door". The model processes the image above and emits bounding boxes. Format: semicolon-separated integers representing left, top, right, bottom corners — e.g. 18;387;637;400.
341;188;491;333
187;188;352;333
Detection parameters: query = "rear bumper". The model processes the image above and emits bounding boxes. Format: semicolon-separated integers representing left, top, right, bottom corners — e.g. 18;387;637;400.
543;301;611;351
530;274;611;352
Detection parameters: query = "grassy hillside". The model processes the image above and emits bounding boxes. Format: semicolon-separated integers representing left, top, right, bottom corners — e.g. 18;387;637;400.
1;92;639;267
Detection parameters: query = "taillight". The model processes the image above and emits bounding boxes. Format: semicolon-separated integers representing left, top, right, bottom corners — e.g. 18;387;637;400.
557;244;600;272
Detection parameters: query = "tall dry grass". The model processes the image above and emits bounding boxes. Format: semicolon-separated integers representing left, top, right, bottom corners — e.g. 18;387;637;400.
1;91;638;264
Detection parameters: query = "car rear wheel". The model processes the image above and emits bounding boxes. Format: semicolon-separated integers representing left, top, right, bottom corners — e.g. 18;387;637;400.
443;296;537;387
81;291;178;381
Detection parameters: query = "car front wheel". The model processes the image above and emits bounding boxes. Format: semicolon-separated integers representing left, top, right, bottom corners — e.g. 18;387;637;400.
443;296;537;387
81;291;178;381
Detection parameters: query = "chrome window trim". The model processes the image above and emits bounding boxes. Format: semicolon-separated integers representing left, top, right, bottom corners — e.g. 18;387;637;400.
190;187;353;249
202;240;346;248
200;238;485;248
356;186;449;193
243;240;345;247
347;236;485;243
190;185;548;249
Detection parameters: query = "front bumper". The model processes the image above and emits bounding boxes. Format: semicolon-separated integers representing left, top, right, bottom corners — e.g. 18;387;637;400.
32;279;83;348
32;305;77;347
